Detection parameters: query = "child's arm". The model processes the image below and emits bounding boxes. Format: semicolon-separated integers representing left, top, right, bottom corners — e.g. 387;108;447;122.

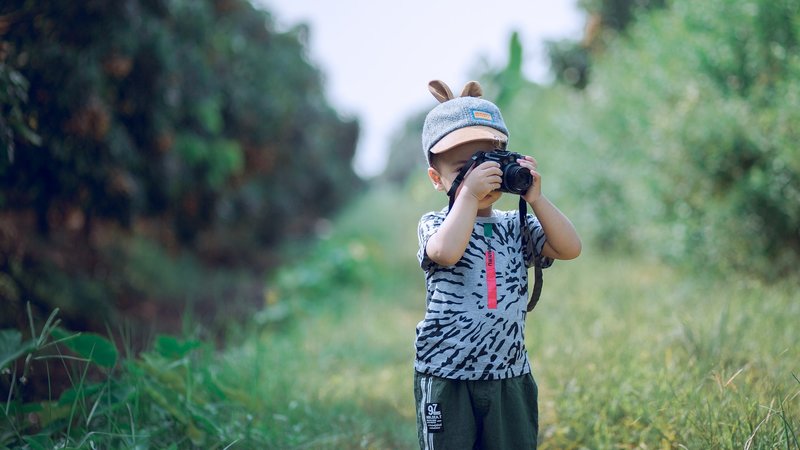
425;162;502;266
518;156;582;260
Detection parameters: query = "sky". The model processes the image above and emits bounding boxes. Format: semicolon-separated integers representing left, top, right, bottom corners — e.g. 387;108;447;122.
258;1;585;177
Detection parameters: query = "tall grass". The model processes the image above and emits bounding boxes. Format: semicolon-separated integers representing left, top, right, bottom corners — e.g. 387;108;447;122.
3;182;797;448
530;251;798;449
220;180;798;448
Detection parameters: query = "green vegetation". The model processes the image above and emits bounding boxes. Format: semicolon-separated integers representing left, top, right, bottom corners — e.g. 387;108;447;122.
532;0;800;278
3;184;797;448
2;0;799;447
0;0;362;331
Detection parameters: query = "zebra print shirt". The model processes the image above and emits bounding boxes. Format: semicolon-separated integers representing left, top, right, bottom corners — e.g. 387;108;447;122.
415;208;552;380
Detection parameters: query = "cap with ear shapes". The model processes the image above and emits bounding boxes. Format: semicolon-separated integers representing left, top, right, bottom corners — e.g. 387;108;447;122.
421;79;509;165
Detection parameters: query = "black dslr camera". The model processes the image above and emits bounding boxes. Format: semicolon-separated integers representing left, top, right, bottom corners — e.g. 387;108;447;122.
472;150;533;195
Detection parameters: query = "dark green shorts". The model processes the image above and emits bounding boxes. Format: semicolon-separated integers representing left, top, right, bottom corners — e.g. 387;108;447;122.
414;371;539;450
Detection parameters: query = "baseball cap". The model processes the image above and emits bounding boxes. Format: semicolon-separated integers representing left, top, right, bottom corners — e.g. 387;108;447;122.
421;80;509;166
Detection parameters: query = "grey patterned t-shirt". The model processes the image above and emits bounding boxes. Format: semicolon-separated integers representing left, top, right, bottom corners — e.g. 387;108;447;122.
415;208;552;380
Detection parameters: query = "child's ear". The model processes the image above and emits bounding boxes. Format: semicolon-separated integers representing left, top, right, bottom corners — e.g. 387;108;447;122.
428;80;454;103
427;166;446;191
460;81;483;98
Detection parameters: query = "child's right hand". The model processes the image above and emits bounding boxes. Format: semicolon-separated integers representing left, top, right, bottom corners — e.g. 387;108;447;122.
459;161;502;201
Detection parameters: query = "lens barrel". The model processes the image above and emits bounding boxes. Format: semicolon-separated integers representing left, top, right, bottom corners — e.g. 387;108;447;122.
502;165;532;194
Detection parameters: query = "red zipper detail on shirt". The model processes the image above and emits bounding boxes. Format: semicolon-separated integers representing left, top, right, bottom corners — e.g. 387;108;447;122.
486;250;497;309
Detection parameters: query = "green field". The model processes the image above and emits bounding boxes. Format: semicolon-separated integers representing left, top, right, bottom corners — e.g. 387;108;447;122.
216;183;798;449
3;180;798;449
6;111;798;449
4;0;800;448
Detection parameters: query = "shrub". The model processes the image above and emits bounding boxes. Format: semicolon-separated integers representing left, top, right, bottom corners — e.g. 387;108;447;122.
0;0;363;329
537;0;800;277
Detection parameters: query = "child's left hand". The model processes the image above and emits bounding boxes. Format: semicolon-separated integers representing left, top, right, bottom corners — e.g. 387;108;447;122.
517;155;542;205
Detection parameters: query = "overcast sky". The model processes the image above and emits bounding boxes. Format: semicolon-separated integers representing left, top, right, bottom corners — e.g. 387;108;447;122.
258;1;585;177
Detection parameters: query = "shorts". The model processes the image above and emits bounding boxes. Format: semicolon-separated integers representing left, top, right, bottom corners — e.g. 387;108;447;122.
414;371;539;450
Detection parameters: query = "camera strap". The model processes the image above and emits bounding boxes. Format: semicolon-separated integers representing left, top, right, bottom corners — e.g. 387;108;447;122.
446;151;485;211
445;151;544;313
519;197;544;313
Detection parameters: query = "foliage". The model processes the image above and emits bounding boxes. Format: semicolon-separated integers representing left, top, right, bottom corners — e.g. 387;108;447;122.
3;0;800;446
545;39;592;90
0;59;40;163
1;305;255;448
382;0;800;279
482;0;800;279
530;250;799;449
381;109;427;185
1;306;122;446
2;182;798;448
551;0;800;276
0;187;422;449
234;180;800;449
579;0;667;32
0;0;362;329
490;31;525;109
546;0;667;90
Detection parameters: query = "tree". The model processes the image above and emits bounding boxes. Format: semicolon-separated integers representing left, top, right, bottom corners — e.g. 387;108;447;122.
0;0;362;331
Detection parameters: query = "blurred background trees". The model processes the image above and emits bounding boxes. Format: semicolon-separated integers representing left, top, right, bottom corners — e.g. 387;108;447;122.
558;0;800;278
1;0;798;444
1;0;362;334
2;0;798;337
384;0;800;279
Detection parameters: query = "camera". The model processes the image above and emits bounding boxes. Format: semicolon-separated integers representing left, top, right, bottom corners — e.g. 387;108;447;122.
472;150;533;195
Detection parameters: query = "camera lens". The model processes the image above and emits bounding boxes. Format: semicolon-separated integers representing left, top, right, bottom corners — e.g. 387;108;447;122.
503;165;533;194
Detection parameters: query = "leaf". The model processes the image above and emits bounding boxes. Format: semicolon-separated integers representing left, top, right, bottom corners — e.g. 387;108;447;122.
21;435;52;450
0;329;36;370
196;96;223;134
51;328;118;368
56;383;104;407
154;335;201;359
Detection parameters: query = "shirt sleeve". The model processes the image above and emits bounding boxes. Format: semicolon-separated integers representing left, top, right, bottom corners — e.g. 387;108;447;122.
523;213;554;269
417;212;444;271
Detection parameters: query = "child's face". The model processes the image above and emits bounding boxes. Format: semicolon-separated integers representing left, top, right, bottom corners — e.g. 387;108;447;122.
428;140;503;209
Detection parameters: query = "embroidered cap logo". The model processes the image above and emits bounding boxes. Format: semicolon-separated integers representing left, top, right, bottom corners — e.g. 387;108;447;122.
471;110;494;122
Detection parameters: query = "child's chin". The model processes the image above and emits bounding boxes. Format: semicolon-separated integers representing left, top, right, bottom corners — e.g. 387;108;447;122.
481;192;503;206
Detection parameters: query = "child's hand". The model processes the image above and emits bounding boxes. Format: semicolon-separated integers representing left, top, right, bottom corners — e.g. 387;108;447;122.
517;155;542;204
460;161;502;201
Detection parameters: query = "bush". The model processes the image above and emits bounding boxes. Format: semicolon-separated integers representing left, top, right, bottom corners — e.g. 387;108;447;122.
531;0;800;278
0;0;363;329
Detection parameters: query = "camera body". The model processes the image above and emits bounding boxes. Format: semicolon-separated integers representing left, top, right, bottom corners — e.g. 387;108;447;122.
472;150;533;195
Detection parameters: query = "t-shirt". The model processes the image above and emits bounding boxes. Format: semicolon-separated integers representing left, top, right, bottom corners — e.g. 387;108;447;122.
415;208;552;380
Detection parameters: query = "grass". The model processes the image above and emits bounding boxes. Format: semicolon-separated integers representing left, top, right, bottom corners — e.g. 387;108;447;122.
2;180;798;448
218;180;799;449
531;254;799;449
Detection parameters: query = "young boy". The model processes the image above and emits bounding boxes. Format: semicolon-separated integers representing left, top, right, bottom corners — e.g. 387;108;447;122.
415;80;581;450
